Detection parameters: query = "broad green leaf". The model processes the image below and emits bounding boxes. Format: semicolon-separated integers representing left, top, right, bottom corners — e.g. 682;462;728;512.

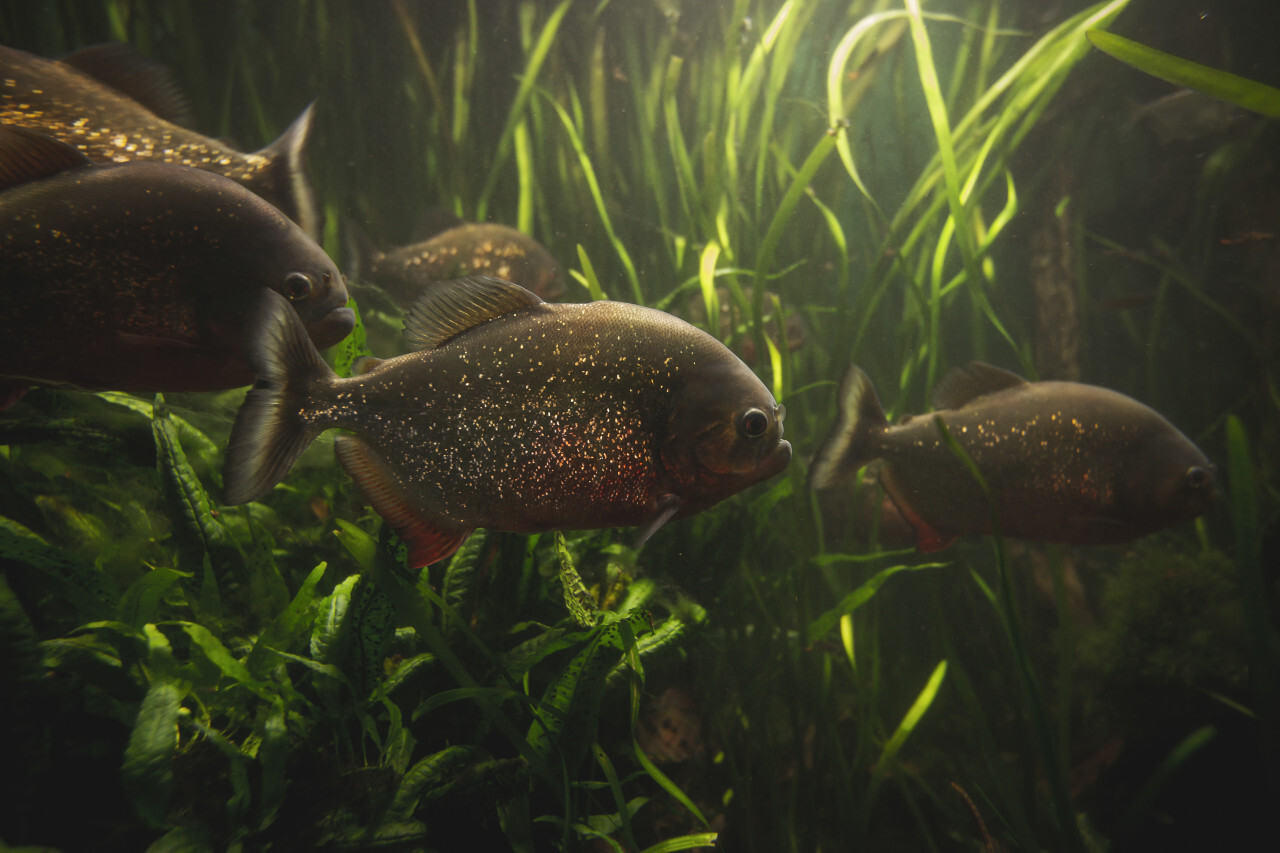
122;627;186;828
117;568;188;630
0;514;117;616
385;745;490;822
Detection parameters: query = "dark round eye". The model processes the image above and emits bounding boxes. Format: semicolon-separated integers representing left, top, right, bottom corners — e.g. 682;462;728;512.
1185;466;1210;489
739;408;769;439
283;271;314;301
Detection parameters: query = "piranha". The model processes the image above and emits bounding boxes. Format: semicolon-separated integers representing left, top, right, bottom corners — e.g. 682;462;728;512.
357;219;566;306
223;275;792;567
0;125;353;397
0;42;321;238
809;362;1216;551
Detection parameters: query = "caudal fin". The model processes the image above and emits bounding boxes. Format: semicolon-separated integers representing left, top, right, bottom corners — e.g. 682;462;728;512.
808;363;888;490
222;289;335;505
253;101;321;241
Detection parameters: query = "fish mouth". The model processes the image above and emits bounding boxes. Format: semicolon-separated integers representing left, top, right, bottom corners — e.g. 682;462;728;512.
761;439;793;478
307;306;357;349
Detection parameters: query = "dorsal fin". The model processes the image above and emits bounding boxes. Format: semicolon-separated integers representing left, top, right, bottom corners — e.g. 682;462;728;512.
0;125;92;191
931;361;1029;410
403;276;543;351
60;43;195;127
251;102;321;240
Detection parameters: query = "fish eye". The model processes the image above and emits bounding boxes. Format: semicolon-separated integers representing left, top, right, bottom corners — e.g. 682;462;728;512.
1185;466;1210;489
739;408;770;439
283;271;314;301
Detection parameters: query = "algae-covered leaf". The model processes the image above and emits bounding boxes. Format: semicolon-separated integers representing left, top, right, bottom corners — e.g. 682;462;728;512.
526;612;649;769
441;528;487;636
116;567;189;630
385;744;490;822
311;573;359;663
151;400;240;574
0;514;117;617
122;626;186;829
178;622;277;703
557;532;598;628
245;562;328;680
256;701;290;831
1087;29;1280;119
334;518;377;573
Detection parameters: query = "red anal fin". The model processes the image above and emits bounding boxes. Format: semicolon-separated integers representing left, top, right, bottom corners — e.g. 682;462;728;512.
334;435;472;568
878;465;958;553
0;379;30;411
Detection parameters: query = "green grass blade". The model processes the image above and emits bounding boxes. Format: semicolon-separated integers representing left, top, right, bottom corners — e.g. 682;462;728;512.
1087;29;1280;118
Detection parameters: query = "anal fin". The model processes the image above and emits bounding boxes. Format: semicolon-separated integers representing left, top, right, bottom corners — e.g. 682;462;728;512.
334;435;471;567
878;465;958;553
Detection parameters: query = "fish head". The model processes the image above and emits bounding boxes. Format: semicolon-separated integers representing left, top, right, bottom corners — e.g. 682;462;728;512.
1120;428;1218;530
256;228;355;350
661;359;792;509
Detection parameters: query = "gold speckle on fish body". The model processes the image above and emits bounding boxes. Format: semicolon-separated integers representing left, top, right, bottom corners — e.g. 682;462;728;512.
0;43;320;238
810;362;1217;550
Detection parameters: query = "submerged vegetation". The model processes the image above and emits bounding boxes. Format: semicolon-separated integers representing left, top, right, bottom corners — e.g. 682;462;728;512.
1;0;1277;850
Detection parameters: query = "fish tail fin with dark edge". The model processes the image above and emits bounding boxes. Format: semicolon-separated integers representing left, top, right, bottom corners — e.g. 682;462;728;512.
333;435;473;568
809;363;889;490
222;289;335;505
253;101;321;241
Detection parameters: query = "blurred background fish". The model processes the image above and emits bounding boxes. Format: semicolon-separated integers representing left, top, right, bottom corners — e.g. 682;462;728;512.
0;42;321;238
223;276;790;568
810;362;1217;551
349;214;566;313
0;125;352;401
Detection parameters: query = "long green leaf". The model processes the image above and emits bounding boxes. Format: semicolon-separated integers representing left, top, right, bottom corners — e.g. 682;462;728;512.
1087;29;1280;118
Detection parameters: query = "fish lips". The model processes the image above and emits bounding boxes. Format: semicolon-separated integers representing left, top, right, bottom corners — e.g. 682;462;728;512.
305;304;357;350
760;439;794;479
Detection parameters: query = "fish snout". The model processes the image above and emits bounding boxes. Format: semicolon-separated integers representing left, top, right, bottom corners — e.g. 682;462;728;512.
307;305;357;350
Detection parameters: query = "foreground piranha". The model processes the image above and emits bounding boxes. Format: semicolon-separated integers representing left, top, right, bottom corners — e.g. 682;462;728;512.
223;276;792;567
809;362;1216;550
0;42;321;238
0;125;352;397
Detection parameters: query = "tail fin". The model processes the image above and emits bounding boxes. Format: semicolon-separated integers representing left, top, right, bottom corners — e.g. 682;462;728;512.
222;290;336;505
253;101;322;241
809;364;888;490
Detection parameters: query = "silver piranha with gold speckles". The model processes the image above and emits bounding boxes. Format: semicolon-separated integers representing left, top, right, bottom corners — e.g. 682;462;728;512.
223;276;792;568
0;42;321;238
0;125;352;398
809;362;1216;551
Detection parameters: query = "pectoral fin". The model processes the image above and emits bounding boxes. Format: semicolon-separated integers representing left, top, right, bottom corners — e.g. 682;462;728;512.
334;435;471;567
634;494;683;550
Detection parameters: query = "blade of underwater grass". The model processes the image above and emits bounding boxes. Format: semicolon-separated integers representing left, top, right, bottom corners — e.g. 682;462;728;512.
1226;416;1280;799
854;659;948;837
475;0;572;222
933;416;1085;852
1087;29;1280;118
540;86;642;303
